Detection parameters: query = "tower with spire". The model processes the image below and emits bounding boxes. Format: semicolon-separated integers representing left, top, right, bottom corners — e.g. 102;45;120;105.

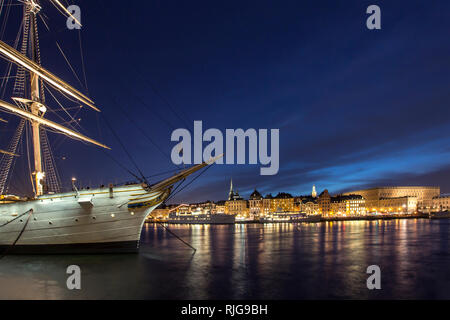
312;184;317;198
227;178;243;200
228;178;234;200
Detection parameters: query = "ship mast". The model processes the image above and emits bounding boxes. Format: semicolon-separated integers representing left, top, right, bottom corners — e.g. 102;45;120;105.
29;1;44;196
0;0;109;197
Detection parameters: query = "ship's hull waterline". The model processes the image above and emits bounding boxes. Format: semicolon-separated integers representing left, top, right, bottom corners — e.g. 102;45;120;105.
0;184;166;254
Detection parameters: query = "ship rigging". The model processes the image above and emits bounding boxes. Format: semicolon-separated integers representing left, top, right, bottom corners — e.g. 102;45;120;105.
0;0;108;197
0;0;218;254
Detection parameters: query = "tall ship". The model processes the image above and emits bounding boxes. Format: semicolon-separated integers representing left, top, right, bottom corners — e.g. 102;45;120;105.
0;0;215;253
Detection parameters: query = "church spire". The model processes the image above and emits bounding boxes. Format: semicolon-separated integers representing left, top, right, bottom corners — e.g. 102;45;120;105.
228;178;234;200
312;184;317;198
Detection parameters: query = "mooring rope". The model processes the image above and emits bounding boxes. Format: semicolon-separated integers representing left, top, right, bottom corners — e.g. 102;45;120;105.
0;208;32;228
150;164;215;253
0;208;33;259
149;214;197;253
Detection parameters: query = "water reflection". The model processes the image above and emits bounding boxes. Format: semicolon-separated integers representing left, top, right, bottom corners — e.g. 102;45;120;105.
0;219;449;299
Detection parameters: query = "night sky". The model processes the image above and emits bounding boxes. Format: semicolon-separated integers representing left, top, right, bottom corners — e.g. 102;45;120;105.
1;0;450;202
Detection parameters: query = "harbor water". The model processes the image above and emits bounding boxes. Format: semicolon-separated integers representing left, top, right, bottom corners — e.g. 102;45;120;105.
0;219;449;299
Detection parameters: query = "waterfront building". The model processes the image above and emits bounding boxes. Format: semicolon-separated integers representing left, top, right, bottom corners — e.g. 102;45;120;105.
262;194;273;216
293;197;301;212
303;200;319;215
225;199;248;216
191;201;215;213
225;179;248;217
270;192;295;212
331;197;346;214
328;194;366;215
431;194;450;212
294;195;319;214
176;204;190;214
249;189;263;217
376;196;417;213
152;205;171;219
343;186;439;212
215;200;226;213
318;189;331;215
149;203;181;220
345;195;366;215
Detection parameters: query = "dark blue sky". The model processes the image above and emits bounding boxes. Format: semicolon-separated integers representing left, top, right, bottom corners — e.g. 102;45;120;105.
1;0;450;202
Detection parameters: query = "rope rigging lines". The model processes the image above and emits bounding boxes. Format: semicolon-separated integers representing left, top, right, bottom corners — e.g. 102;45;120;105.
37;12;86;91
112;98;176;167
101;111;147;184
0;2;63;195
0;208;33;259
0;3;30;195
0;1;95;195
0;1;211;200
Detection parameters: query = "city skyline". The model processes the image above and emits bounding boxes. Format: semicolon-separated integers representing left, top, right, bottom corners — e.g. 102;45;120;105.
1;1;450;203
168;176;446;204
166;180;443;205
157;184;448;220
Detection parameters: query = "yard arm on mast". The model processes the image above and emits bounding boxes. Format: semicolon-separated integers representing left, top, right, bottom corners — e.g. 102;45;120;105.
0;39;99;112
0;149;19;157
47;0;82;27
0;99;110;149
0;1;101;197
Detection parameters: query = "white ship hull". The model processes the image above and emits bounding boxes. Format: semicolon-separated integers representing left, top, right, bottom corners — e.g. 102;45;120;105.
0;184;167;253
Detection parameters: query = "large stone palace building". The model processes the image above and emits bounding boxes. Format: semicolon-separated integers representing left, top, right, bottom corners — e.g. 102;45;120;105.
431;194;450;212
343;186;440;213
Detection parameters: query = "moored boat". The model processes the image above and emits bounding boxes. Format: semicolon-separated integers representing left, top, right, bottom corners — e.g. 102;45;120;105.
429;211;450;219
259;212;322;223
165;212;235;224
0;164;214;254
